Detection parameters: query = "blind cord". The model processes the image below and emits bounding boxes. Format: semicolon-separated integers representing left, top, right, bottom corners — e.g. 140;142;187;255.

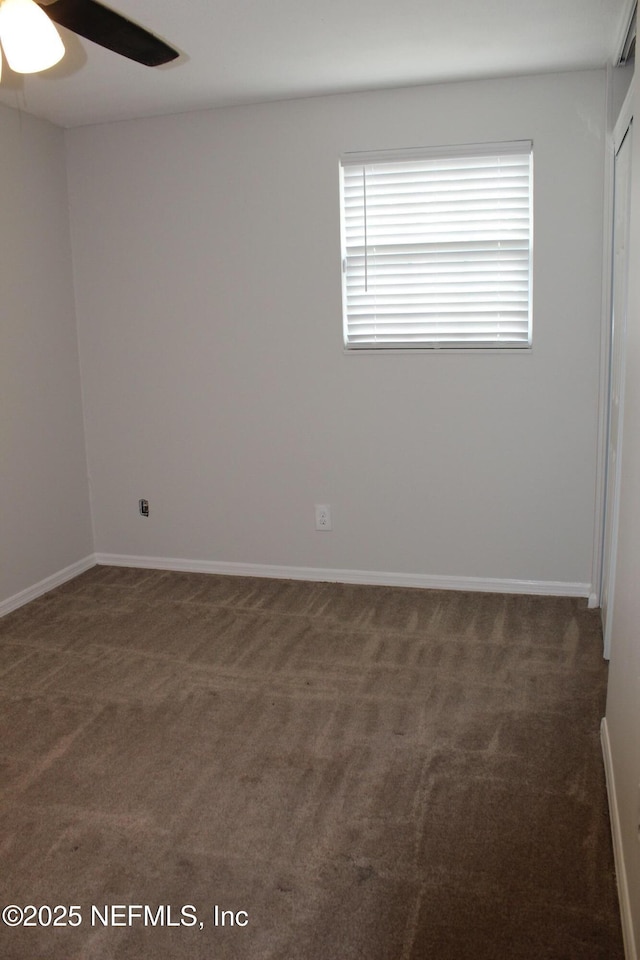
362;165;368;293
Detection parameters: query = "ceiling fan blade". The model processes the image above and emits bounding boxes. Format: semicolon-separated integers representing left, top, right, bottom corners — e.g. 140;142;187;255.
37;0;179;66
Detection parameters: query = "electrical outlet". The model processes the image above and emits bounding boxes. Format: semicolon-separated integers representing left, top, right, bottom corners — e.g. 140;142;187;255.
139;499;149;517
315;504;332;531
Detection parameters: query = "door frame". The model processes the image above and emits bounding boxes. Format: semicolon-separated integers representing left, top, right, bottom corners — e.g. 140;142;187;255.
592;77;634;657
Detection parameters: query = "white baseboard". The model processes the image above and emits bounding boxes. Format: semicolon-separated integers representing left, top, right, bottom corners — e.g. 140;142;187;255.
94;552;591;599
601;717;638;960
0;552;592;621
0;555;96;619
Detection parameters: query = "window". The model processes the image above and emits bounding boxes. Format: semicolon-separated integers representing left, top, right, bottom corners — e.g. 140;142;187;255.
339;141;533;350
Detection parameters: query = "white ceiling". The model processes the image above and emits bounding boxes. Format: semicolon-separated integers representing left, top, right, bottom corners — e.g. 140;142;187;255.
0;0;632;128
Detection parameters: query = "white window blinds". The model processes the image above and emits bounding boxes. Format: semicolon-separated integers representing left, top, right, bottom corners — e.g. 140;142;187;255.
339;141;533;349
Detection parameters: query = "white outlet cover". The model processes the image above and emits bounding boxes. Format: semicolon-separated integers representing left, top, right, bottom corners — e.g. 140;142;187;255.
315;504;332;531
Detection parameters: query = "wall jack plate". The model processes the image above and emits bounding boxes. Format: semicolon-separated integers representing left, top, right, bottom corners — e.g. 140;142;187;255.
139;499;149;517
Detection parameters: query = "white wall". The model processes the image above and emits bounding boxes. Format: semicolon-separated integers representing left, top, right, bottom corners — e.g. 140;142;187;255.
605;79;640;957
0;104;93;606
66;70;606;589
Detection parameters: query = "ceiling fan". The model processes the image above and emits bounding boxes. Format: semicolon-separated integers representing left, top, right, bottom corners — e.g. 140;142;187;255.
0;0;178;78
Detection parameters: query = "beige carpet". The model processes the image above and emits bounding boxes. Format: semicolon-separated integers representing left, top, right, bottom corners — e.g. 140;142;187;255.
0;566;624;959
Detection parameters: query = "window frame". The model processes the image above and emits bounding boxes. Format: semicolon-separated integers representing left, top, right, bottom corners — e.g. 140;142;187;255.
339;140;534;353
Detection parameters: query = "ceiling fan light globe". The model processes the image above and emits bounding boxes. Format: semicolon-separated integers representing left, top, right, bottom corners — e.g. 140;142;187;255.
0;0;64;74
